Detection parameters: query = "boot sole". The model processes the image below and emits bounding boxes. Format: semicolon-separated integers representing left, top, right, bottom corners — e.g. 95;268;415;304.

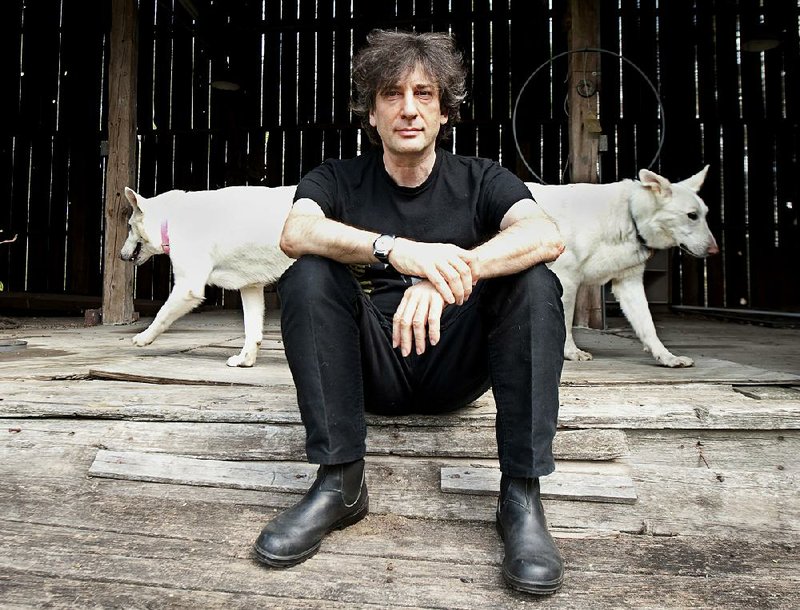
496;516;563;595
254;499;369;568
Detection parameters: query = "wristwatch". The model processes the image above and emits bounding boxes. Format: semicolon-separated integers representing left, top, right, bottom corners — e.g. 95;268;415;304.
372;234;396;263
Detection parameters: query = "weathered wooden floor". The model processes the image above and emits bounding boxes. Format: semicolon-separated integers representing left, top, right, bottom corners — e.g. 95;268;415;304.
0;310;798;609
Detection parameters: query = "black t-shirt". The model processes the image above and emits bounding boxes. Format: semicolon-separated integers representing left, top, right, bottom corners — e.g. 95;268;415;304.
294;148;531;317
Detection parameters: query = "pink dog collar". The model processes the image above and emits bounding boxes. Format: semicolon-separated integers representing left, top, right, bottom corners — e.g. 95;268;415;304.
161;220;170;255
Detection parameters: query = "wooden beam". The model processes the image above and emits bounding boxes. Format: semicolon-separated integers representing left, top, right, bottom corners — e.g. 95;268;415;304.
102;0;138;325
568;0;604;329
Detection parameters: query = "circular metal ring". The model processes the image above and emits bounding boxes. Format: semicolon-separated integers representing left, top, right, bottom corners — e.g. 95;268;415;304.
512;47;666;184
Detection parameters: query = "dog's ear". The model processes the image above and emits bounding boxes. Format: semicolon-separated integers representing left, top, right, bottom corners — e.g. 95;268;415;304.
638;169;672;198
124;187;141;210
679;165;710;193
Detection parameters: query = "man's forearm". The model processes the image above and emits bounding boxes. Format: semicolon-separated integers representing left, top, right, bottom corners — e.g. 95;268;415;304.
470;215;564;279
281;213;379;263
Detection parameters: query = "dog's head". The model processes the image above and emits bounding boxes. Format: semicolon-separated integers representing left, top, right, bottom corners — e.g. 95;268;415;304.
637;165;719;258
119;188;164;265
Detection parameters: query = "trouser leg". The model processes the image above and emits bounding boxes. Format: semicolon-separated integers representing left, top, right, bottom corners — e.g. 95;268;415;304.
277;255;412;464
484;265;565;478
396;264;565;478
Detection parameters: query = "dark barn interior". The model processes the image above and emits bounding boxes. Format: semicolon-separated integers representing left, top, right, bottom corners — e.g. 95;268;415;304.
0;0;798;321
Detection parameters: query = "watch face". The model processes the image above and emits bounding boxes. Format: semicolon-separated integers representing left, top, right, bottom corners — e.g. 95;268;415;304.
375;235;394;251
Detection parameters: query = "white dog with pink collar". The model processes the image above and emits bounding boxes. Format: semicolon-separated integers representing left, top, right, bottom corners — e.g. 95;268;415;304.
120;185;295;367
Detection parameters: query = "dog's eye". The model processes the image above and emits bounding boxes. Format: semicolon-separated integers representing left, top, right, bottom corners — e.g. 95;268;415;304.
687;212;699;221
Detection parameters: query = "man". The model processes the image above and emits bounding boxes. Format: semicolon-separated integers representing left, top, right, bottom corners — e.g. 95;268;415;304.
254;29;567;595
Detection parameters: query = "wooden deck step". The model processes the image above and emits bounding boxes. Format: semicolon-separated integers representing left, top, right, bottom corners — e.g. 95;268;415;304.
88;449;637;505
2;379;798;430
84;354;800;387
440;465;637;504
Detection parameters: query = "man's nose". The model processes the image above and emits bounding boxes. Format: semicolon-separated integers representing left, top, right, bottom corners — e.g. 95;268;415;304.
400;90;417;117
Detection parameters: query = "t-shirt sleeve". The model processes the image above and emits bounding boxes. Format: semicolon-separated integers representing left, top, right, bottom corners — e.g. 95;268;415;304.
479;163;534;232
293;160;339;218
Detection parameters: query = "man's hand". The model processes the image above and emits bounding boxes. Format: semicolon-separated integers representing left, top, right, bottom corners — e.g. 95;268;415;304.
392;280;448;357
388;239;474;305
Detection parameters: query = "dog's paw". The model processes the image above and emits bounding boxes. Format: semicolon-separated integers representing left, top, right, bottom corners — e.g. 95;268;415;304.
131;332;155;347
657;353;694;368
227;353;256;368
565;348;593;361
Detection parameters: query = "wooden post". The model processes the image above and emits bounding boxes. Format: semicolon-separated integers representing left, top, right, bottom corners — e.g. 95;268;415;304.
567;0;604;330
102;0;138;325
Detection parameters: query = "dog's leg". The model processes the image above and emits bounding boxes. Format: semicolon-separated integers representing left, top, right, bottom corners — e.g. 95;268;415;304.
611;275;694;367
560;277;593;361
227;284;265;368
132;281;205;346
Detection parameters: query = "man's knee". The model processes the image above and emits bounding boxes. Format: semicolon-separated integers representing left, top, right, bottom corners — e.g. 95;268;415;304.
278;255;352;300
518;264;563;302
497;264;563;310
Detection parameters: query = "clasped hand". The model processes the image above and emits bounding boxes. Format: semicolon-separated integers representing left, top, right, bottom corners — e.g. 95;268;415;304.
388;239;476;306
388;240;477;357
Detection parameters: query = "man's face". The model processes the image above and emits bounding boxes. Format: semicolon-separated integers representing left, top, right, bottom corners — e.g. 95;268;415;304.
369;64;448;157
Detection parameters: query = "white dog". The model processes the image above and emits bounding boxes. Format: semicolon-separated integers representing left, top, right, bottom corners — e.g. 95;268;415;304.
527;166;718;367
120;185;295;367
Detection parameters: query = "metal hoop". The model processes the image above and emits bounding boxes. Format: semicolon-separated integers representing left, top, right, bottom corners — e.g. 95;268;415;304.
511;47;666;184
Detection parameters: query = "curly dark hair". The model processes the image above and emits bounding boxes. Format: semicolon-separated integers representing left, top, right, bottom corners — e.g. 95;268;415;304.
351;29;468;145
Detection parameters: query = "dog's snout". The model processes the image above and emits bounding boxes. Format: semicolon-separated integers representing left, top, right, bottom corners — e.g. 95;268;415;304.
707;237;720;256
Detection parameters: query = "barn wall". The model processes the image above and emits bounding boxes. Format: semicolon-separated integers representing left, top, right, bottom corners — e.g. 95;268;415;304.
1;0;798;315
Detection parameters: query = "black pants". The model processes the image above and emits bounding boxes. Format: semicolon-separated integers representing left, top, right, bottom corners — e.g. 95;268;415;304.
277;255;566;479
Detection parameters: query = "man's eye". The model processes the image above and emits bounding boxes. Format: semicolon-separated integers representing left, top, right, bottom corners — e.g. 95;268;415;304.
416;90;433;99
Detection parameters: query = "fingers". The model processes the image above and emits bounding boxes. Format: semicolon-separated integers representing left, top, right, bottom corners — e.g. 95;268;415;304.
392;284;445;357
390;240;474;305
435;255;473;305
427;296;443;346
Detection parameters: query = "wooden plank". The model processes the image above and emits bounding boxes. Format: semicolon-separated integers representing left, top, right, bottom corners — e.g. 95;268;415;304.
441;465;637;504
734;385;800;400
88;353;296;386
2;519;797;610
82;352;800;388
0;575;369;610
88;450;318;492
101;0;138;324
89;450;634;505
5;431;798;540
625;429;799;472
2;380;799;430
0;419;627;462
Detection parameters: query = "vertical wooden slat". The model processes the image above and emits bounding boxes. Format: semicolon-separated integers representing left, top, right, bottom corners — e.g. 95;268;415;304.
568;0;602;330
61;0;108;297
102;0;137;324
315;0;334;130
0;1;24;292
510;0;551;181
472;2;492;156
598;0;620;183
17;1;60;293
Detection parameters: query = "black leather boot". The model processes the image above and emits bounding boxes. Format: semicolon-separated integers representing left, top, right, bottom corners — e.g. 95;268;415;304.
496;475;564;594
254;459;368;567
